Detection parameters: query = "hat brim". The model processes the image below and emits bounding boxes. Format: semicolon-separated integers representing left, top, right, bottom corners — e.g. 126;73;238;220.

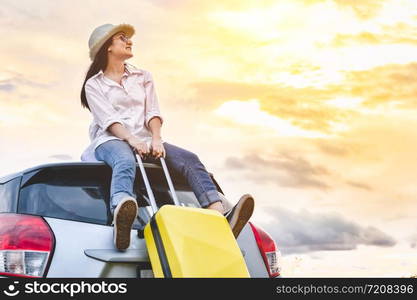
89;23;135;61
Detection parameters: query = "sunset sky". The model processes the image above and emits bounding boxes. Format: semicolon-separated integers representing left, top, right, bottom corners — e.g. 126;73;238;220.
1;0;417;277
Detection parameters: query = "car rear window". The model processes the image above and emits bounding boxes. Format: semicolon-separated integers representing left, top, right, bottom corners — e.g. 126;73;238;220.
18;165;202;228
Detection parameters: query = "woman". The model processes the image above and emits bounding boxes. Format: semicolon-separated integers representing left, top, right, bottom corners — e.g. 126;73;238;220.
80;23;254;251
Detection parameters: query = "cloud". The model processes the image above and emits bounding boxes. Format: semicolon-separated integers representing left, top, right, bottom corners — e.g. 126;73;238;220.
0;72;51;95
333;0;384;19
346;181;373;191
410;232;417;248
188;79;352;133
0;82;15;92
224;152;331;190
257;206;396;254
342;63;417;108
332;32;383;47
301;0;384;19
188;62;417;138
315;140;350;157
332;23;417;47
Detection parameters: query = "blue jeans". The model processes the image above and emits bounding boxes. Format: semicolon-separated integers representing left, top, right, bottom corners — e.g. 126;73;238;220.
94;139;222;213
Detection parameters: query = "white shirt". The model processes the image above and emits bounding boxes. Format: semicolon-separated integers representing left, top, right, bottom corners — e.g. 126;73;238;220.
80;63;163;161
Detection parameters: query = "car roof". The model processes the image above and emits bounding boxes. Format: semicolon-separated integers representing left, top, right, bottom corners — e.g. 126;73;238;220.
0;161;162;184
0;161;222;196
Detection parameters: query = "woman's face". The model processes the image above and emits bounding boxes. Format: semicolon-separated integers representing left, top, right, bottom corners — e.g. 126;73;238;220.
107;31;133;60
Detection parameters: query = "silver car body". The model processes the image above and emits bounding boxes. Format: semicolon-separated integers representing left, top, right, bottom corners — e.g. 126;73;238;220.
0;161;270;278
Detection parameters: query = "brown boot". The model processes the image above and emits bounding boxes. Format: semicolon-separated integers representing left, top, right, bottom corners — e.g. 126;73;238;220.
113;197;138;251
225;194;255;238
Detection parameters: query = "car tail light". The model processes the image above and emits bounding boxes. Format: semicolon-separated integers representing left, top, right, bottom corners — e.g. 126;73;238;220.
249;222;281;277
0;213;54;277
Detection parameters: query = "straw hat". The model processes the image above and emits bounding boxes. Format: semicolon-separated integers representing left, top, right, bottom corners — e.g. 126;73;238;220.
88;23;135;61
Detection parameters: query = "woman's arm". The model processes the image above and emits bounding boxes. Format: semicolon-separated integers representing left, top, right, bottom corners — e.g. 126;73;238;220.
144;71;164;130
148;117;165;158
148;116;162;140
108;123;150;157
108;122;133;141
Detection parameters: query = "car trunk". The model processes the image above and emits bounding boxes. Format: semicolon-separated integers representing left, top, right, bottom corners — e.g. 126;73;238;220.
16;163;268;278
44;217;151;277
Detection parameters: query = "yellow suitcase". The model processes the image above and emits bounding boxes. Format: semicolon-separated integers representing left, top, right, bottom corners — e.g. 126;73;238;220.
136;154;250;278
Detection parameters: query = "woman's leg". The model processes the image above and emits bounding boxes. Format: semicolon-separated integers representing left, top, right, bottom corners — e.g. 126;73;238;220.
162;142;224;213
95;139;138;250
161;142;254;238
95;139;137;214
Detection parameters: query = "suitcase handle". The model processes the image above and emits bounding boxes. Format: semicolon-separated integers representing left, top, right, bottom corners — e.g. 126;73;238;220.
135;152;180;214
159;156;181;206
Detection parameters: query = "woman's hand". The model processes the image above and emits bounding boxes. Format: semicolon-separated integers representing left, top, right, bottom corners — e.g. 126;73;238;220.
127;136;149;158
151;137;165;158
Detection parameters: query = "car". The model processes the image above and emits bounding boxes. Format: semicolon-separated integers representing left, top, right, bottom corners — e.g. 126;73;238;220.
0;161;281;278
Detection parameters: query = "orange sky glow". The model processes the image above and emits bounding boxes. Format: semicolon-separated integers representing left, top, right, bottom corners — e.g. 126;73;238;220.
1;0;417;277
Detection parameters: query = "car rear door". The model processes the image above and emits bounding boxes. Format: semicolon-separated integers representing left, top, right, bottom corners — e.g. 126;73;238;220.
17;164;214;277
18;164;148;277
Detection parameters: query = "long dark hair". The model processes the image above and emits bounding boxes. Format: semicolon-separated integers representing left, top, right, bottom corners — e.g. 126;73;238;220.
80;36;115;111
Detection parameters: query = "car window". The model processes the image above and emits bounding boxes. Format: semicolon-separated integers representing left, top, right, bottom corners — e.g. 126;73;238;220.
0;177;21;213
17;165;203;228
133;169;202;229
18;166;111;225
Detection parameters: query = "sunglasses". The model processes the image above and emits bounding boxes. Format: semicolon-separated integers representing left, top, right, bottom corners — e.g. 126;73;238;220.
115;34;130;43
